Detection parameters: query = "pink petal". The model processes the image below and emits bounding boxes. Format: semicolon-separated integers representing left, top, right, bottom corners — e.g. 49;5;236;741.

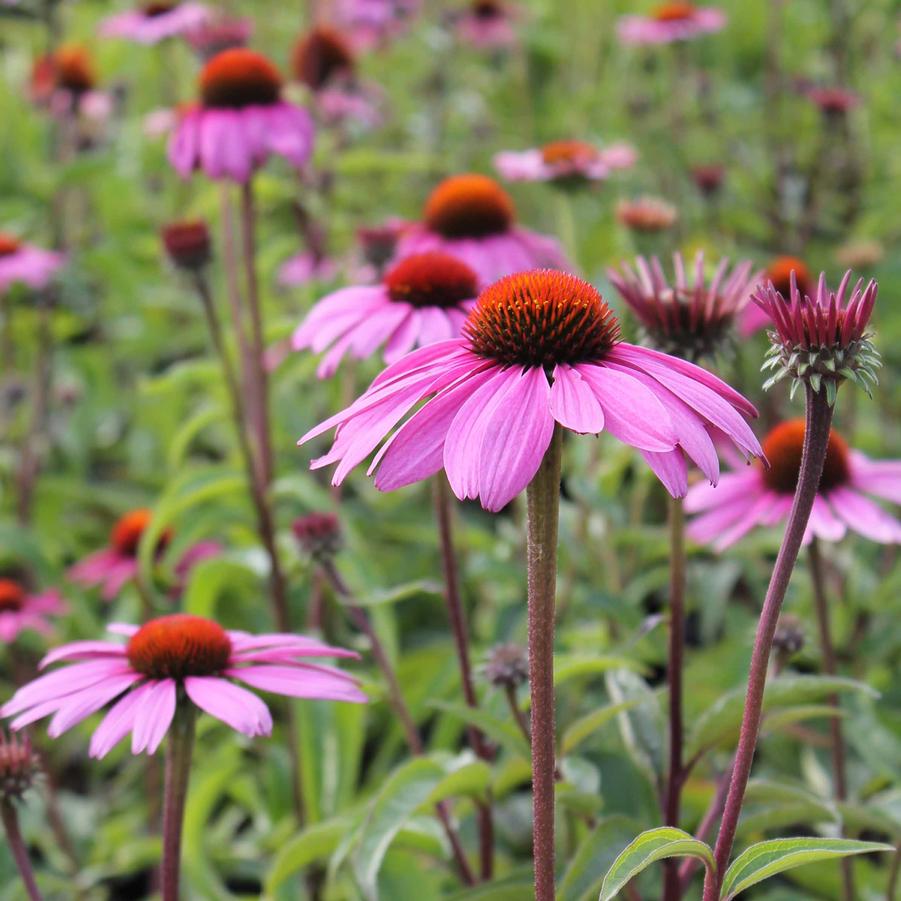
131;680;177;754
40;641;127;669
229;666;366;703
828;488;901;544
477;367;555;512
549;365;605;434
577;364;676;452
641;449;689;497
184;677;273;736
89;683;151;758
47;674;142;737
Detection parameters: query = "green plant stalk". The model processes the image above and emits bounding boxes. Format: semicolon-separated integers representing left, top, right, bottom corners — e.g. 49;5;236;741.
526;425;563;901
703;385;834;900
808;539;854;901
160;704;197;901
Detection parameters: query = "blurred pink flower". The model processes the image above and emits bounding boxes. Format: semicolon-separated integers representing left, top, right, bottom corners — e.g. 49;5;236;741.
0;234;65;293
168;49;314;183
278;251;339;287
100;3;211;45
0;580;65;643
494;140;636;185
170;540;222;597
184;14;253;59
299;270;761;508
2;615;365;756
292;251;479;377
687;419;901;549
456;1;519;49
805;86;860;115
333;0;422;50
617;3;726;45
395;174;571;286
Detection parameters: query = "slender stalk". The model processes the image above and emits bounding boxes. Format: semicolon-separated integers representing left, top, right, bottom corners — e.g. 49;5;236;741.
887;844;901;901
703;386;834;900
161;704;196;901
317;558;476;885
808;539;854;901
504;684;531;746
238;180;274;486
663;496;686;901
1;799;43;901
678;764;732;892
432;475;494;879
526;426;563;901
16;304;54;526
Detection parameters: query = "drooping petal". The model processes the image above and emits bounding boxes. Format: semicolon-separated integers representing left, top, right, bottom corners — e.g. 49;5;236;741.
828;488;901;544
131;680;177;754
47;673;142;737
549;365;605;434
641;449;689;498
229;666;366;703
184;677;273;736
89;682;153;758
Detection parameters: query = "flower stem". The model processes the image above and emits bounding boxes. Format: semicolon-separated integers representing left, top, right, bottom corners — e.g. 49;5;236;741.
161;704;197;901
663;496;686;901
432;475;494;879
318;557;476;885
808;538;854;901
703;385;834;900
526;425;563;901
1;798;43;901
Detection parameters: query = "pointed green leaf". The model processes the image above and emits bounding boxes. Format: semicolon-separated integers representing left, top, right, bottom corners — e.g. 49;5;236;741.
720;837;892;900
431;701;530;758
598;828;715;901
562;700;641;755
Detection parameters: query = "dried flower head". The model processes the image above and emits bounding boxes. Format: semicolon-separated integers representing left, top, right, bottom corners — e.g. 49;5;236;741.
616;196;678;232
484;643;529;689
757;270;880;404
608;252;757;362
0;731;40;801
292;512;343;561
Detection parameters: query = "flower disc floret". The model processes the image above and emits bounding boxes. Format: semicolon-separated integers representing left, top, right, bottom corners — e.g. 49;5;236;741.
292;26;355;90
0;235;21;257
761;419;850;494
464;270;621;368
0;580;26;613
110;509;156;556
425;174;515;239
200;48;282;108
384;252;478;309
126;614;232;679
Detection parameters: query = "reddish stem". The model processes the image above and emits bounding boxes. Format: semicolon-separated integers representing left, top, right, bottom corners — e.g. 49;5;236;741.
160;705;196;901
1;798;43;901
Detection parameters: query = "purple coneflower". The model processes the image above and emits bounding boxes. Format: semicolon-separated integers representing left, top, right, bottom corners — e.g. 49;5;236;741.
494;140;636;187
0;579;65;643
617;2;727;45
100;2;211;45
0;234;65;293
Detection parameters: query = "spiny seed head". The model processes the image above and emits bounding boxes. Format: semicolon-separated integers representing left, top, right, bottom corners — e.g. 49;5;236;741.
608;252;757;363
464;270;621;368
424;175;515;239
760;419;850;494
292;26;355;91
0;731;40;802
292;512;342;561
200;48;282;108
127;614;232;679
384;252;477;309
483;643;529;689
161;220;211;270
757;269;880;405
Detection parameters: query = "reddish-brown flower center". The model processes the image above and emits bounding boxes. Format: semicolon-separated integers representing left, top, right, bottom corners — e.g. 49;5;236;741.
464;270;621;368
34;46;96;95
384;252;478;309
424;174;515;239
126;614;232;679
473;0;503;19
161;220;211;270
0;580;26;613
291;26;355;91
0;234;21;257
200;48;282;109
766;256;811;298
654;2;697;21
540;141;600;167
761;419;851;494
110;509;171;557
142;1;178;15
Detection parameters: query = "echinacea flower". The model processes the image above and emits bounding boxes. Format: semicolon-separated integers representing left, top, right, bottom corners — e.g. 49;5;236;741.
161;219;212;271
299;269;761;508
757;269;879;403
456;0;518;49
0;234;65;294
68;508;207;601
293;251;478;377
1;615;365;756
333;0;422;50
609;252;758;361
278;250;339;287
0;579;65;643
686;419;901;549
292;512;342;561
616;196;678;233
100;2;211;45
0;730;40;801
805;86;860;115
168;48;314;183
355;219;408;278
739;256;812;337
394;175;571;286
29;45;108;119
691;163;725;196
617;2;727;45
835;239;883;270
494;140;636;187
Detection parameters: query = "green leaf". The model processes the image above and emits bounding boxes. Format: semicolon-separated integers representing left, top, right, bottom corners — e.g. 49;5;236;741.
719;837;893;899
599;827;715;901
558;816;641;901
356;579;444;607
562;700;641;755
352;758;445;900
605;670;665;780
265;818;350;894
427;760;492;804
445;870;535;900
554;655;647;687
